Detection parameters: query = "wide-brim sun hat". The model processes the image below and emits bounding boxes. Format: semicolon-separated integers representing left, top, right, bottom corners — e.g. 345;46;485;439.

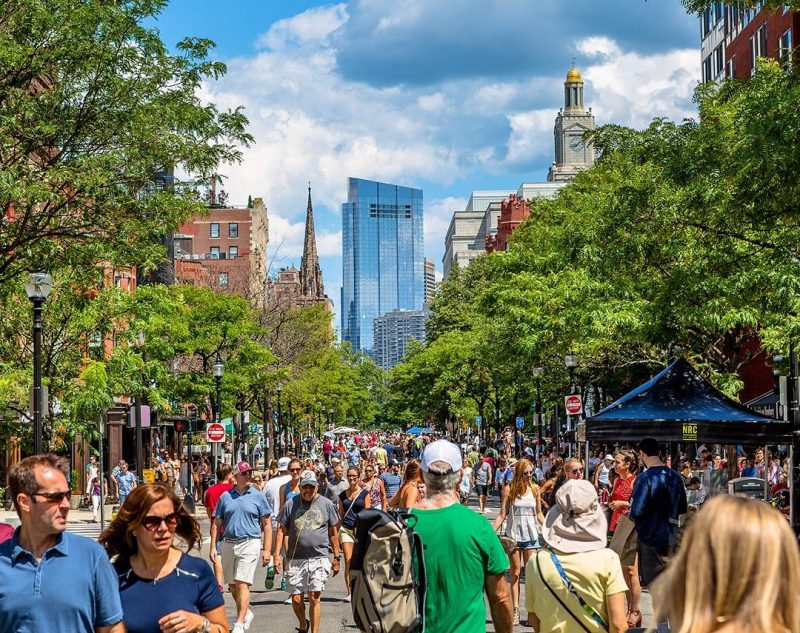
540;479;608;554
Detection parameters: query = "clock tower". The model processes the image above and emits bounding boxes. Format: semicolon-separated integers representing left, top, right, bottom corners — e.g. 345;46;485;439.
547;66;596;183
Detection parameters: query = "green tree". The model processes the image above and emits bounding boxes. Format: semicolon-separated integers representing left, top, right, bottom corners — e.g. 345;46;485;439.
0;0;252;284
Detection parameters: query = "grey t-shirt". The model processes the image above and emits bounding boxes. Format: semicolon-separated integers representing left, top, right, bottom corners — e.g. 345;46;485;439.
475;462;491;485
277;494;340;560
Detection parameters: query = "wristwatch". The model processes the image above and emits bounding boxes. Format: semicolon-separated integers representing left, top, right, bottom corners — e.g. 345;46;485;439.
199;618;211;633
333;554;342;561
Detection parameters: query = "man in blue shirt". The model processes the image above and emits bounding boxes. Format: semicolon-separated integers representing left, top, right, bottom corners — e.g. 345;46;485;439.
210;461;272;633
114;460;137;505
0;454;123;633
629;437;687;588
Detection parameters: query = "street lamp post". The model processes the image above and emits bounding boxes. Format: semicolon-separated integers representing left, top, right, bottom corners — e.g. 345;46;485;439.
276;382;283;457
532;367;544;451
213;355;224;471
133;331;145;481
564;353;578;457
25;272;52;454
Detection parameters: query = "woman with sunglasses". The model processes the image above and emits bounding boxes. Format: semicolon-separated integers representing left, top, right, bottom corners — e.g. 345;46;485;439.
492;458;545;626
361;464;387;511
100;483;228;633
338;467;371;603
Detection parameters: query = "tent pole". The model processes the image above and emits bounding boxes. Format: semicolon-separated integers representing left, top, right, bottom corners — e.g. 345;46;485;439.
790;443;794;527
585;441;589;481
764;443;770;502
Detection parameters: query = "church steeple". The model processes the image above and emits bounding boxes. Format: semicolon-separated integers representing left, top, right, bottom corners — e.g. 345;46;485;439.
300;184;324;300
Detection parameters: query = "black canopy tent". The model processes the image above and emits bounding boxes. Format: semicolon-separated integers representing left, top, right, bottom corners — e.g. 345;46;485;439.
586;358;792;445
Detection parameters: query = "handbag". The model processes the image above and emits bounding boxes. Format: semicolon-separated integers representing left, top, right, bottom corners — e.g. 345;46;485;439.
609;514;636;557
496;495;517;555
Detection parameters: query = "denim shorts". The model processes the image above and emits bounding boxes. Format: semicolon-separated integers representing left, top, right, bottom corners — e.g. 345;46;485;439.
516;538;541;550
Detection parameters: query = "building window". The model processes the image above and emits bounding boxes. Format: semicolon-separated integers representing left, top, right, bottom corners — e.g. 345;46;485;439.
701;8;712;38
726;56;736;79
229;222;238;238
229;246;238;259
714;43;724;77
210;222;220;239
702;55;713;83
219;272;228;286
210;246;220;258
779;29;793;67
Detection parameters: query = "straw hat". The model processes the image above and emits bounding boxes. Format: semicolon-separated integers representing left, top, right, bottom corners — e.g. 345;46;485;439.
540;479;608;553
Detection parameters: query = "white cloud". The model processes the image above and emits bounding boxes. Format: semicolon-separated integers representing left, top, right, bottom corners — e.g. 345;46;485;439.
256;3;348;51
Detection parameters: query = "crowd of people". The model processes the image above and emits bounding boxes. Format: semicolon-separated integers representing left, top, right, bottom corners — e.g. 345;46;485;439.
1;429;799;633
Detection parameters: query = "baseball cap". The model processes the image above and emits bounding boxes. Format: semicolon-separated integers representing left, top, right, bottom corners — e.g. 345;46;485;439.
604;454;613;462
277;457;291;471
235;461;252;474
299;470;318;487
421;440;462;473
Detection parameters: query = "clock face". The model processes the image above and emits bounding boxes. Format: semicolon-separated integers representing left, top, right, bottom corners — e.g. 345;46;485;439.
569;136;584;152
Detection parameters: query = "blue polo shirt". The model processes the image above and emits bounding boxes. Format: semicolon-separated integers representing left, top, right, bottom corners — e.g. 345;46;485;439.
214;485;272;539
0;529;123;632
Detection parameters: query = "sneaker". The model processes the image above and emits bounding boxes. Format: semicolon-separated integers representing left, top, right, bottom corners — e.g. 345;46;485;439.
243;609;254;630
344;595;351;603
283;596;293;605
232;624;245;633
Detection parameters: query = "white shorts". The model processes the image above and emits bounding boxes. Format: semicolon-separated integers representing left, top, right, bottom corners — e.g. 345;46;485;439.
221;537;261;585
286;556;332;595
339;526;355;545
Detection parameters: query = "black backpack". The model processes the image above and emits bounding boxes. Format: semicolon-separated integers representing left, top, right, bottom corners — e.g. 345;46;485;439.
349;508;426;633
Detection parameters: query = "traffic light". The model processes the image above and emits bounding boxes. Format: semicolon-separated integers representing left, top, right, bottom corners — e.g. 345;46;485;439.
174;420;185;433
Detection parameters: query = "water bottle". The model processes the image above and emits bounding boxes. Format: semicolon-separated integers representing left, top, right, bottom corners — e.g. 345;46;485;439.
264;563;276;590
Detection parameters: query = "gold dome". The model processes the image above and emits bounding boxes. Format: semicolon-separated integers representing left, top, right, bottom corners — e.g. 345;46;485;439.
566;67;583;83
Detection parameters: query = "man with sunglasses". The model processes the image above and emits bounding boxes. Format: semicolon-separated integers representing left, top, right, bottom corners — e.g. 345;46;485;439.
0;454;124;632
210;461;272;633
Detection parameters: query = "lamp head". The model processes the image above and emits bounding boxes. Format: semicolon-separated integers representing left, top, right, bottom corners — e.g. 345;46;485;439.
532;367;544;378
25;272;53;301
213;355;224;377
564;353;578;369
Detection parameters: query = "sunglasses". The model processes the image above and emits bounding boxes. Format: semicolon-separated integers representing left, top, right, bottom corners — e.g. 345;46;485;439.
32;490;71;504
141;512;180;531
523;470;533;476
572;468;584;474
289;468;302;473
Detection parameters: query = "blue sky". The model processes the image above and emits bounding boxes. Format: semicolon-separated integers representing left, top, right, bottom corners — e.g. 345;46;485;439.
154;1;700;331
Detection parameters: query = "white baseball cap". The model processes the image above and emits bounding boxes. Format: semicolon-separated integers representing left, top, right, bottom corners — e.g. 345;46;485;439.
277;457;291;471
421;440;462;473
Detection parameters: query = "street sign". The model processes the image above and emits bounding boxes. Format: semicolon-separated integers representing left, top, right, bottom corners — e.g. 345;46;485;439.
206;422;226;443
515;416;524;429
475;415;482;426
564;395;583;416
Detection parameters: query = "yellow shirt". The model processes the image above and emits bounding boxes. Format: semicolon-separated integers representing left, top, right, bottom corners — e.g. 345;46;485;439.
525;548;628;633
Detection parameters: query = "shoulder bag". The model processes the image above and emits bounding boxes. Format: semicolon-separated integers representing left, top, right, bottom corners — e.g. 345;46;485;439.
497;496;517;555
535;550;609;633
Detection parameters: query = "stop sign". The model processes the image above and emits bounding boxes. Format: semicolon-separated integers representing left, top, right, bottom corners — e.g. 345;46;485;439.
206;422;226;443
564;395;583;415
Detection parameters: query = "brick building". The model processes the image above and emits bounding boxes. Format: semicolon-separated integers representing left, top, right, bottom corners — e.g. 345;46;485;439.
700;4;798;82
485;194;530;252
174;198;269;299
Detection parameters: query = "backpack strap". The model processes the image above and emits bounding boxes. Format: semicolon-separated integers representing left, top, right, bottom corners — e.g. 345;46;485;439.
535;550;607;633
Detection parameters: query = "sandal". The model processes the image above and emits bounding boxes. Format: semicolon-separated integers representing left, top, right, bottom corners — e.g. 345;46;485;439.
513;608;520;626
627;609;642;627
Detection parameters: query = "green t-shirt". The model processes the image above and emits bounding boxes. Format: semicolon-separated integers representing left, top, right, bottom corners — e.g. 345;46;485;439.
411;503;509;633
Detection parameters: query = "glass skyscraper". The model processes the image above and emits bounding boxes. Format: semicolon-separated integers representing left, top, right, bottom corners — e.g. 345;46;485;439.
341;177;424;354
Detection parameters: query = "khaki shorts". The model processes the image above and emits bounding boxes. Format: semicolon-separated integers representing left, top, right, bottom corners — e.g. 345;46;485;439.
339;526;355;545
221;537;261;585
286;556;331;595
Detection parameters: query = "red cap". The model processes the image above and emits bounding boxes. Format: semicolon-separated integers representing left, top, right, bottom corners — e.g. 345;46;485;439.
235;461;252;474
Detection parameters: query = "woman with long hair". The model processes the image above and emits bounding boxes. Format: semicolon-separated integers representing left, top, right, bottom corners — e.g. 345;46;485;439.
492;458;544;626
99;483;228;633
361;463;387;511
338;466;371;603
654;494;800;633
267;459;279;480
388;460;423;509
608;449;642;628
